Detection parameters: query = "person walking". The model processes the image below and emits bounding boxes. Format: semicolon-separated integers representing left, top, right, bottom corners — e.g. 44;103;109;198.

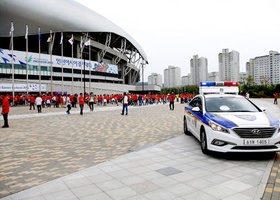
121;92;128;115
88;92;94;111
72;93;78;108
35;95;43;113
273;92;278;104
1;94;10;128
78;93;85;115
245;92;250;99
66;94;71;114
169;92;175;110
29;94;35;110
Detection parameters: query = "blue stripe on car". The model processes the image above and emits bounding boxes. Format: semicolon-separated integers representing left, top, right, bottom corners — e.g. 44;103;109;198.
265;112;279;126
204;112;237;128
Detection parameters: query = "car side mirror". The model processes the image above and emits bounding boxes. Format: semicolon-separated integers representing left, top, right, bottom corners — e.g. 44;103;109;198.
192;107;200;112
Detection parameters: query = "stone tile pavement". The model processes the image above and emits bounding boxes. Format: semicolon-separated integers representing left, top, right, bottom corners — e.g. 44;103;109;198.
0;99;279;200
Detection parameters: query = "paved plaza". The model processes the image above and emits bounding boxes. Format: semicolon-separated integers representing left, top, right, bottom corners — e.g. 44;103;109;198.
0;99;280;200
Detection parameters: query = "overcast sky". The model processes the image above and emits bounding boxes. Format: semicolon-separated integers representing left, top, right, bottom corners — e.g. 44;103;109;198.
75;0;280;81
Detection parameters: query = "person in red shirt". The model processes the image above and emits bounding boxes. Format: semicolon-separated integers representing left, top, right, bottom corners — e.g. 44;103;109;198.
97;95;102;106
69;94;74;107
46;94;51;107
78;93;85;115
169;92;175;110
29;95;35;110
274;92;279;104
14;94;19;106
1;94;10;128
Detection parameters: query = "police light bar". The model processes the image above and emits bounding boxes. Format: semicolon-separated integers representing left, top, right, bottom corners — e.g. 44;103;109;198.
199;81;238;87
199;81;239;95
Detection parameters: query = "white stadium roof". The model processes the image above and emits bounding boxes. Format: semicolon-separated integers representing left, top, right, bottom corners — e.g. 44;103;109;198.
0;0;148;63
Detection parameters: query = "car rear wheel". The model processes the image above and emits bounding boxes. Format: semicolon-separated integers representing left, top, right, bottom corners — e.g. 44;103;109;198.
200;129;209;154
183;117;191;135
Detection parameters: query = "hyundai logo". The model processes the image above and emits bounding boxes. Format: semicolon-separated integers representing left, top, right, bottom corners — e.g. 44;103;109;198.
251;129;261;135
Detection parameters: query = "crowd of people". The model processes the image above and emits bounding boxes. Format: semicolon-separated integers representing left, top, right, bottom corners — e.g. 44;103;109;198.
0;92;195;108
2;91;279;111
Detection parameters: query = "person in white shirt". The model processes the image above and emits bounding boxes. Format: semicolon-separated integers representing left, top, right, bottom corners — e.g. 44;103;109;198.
35;95;43;113
246;92;250;99
66;94;71;114
88;92;94;111
121;92;129;115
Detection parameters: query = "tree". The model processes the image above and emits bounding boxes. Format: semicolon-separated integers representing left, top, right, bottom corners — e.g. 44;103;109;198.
246;76;254;86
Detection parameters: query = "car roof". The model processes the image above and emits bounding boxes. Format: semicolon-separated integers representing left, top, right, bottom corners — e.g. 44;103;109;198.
202;94;244;99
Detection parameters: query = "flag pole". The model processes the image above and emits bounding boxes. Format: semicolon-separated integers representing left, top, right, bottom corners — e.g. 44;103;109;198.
25;24;29;97
89;43;91;93
48;30;55;96
11;22;14;106
38;27;41;94
71;34;74;94
60;32;63;95
80;35;83;92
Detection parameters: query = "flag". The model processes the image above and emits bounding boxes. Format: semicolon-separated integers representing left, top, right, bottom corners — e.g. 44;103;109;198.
80;36;83;48
25;24;28;40
38;27;42;41
84;39;90;46
9;22;14;36
47;30;52;42
9;22;14;50
25;24;28;39
68;35;74;45
60;32;63;44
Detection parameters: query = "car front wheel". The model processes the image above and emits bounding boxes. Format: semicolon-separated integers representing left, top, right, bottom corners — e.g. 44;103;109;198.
200;129;209;155
183;117;191;135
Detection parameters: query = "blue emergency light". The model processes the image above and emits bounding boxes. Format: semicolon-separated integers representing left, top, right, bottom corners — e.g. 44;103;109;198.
200;82;215;86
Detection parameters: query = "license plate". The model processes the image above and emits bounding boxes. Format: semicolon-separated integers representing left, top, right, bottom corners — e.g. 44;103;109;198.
243;139;269;145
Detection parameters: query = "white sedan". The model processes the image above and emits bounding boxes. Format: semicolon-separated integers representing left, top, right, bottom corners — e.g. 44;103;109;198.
183;94;280;154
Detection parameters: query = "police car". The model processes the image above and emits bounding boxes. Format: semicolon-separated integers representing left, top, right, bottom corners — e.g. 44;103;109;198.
183;81;280;154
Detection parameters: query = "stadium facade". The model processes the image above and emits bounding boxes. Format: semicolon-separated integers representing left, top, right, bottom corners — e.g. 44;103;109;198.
0;0;160;95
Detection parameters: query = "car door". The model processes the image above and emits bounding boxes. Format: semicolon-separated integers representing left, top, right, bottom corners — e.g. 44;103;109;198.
191;97;204;139
187;96;203;139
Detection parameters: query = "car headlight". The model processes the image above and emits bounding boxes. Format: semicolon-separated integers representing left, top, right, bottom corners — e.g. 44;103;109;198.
209;120;229;133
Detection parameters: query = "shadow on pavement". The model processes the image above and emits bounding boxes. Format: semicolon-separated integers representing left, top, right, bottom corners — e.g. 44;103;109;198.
211;151;276;160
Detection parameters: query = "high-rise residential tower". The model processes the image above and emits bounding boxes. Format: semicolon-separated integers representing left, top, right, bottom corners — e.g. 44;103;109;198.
163;66;181;88
246;59;255;79
251;51;280;85
148;73;163;87
218;49;240;81
190;55;208;85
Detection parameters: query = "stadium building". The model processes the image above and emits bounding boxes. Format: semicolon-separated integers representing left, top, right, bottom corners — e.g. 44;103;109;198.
0;0;160;95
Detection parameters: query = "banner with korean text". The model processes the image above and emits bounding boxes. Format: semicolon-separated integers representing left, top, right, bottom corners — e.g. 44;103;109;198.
0;49;118;74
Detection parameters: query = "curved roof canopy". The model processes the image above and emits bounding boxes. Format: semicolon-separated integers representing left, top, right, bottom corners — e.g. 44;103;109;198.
0;0;148;63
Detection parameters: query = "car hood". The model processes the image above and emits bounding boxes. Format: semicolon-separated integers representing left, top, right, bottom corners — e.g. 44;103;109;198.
206;112;279;128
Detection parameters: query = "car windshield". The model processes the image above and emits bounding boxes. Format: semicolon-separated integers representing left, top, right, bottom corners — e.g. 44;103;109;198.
205;96;260;112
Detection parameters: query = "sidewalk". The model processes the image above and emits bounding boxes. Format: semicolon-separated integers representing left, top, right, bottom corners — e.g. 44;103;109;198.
0;99;279;200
